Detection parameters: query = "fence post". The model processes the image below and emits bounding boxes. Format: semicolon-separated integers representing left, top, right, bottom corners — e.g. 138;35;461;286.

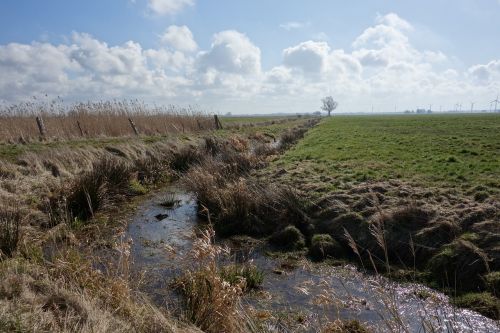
76;120;85;137
35;116;46;139
128;117;139;136
214;115;223;130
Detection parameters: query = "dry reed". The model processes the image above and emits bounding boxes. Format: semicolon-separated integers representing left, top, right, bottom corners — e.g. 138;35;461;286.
0;99;215;142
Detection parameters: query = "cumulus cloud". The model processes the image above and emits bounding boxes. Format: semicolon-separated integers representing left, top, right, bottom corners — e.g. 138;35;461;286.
283;41;330;73
1;14;499;113
352;13;447;69
197;30;261;75
376;12;413;31
468;60;500;84
161;25;197;52
148;0;194;15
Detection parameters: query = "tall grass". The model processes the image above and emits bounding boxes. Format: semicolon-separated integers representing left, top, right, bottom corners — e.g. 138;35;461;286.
0;99;215;142
0;209;21;258
175;226;252;333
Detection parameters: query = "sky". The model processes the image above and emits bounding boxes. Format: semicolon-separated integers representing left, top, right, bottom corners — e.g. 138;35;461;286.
0;0;499;114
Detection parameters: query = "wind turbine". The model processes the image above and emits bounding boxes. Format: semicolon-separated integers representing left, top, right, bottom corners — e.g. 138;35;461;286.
491;94;499;112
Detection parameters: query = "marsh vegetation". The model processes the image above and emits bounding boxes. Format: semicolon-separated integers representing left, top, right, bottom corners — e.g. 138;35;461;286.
0;108;498;332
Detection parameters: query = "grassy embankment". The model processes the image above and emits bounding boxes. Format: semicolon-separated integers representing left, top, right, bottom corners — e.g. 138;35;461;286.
263;114;499;318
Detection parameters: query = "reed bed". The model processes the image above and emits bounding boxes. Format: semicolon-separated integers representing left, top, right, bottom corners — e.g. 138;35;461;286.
0;100;215;143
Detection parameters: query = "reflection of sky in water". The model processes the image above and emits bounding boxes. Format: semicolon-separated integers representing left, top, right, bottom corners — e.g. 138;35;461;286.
127;189;499;332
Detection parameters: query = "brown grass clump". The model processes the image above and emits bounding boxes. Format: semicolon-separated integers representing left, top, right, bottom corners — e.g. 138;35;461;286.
0;209;21;258
0;100;214;142
175;227;251;333
185;165;310;237
65;155;133;221
183;133;313;237
169;145;204;172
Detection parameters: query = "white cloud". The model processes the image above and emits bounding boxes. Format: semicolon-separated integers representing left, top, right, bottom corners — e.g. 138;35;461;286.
468;60;500;84
144;48;190;71
0;14;499;114
280;21;310;31
283;41;330;73
376;12;413;31
197;30;261;75
161;25;197;52
148;0;194;15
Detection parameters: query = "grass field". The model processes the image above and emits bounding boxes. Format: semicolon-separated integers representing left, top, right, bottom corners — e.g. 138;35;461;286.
279;114;500;191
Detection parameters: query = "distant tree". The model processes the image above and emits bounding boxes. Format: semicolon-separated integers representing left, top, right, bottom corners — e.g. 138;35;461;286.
312;111;321;116
225;112;232;116
321;96;338;116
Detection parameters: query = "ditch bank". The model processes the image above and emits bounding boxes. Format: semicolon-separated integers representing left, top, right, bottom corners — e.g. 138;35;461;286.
127;187;498;332
125;119;499;332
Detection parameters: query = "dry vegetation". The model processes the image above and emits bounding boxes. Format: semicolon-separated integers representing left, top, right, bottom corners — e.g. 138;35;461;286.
0;109;321;332
0;100;215;143
0;136;206;332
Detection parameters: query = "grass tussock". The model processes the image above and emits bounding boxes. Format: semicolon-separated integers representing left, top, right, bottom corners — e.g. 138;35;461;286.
0;209;21;258
427;238;490;291
220;263;264;291
65;155;133;221
175;227;250;333
270;225;306;251
309;234;343;261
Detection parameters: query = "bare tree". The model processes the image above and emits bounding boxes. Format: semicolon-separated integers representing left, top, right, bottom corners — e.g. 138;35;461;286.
321;96;338;116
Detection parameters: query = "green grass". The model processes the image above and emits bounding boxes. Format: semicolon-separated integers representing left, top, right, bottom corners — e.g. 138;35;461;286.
279;114;500;190
220;116;292;124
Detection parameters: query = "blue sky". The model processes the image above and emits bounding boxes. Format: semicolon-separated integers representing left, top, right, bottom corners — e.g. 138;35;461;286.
1;0;499;113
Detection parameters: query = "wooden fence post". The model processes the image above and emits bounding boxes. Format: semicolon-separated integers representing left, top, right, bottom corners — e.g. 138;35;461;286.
76;121;85;137
35;116;46;139
128;117;139;136
214;115;223;130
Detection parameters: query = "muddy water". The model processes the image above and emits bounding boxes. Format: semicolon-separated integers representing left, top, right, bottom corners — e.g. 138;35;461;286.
127;189;499;332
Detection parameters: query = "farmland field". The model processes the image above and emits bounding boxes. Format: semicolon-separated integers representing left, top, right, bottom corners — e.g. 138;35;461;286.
277;114;500;192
